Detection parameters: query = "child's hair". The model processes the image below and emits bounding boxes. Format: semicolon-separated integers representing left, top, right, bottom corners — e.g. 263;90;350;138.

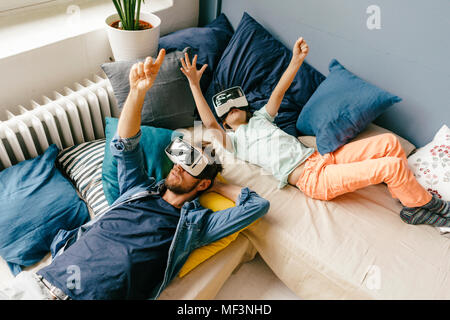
220;107;253;130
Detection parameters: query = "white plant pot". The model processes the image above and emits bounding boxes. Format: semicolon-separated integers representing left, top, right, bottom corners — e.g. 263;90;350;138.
105;12;161;61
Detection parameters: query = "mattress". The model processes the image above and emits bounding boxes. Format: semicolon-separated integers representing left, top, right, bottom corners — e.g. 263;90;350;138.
210;123;450;299
158;234;256;299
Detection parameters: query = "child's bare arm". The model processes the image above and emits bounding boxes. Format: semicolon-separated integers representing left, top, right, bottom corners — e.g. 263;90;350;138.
208;178;243;202
266;37;309;118
180;53;232;150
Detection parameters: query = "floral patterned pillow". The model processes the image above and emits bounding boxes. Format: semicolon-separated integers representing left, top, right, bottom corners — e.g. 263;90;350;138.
407;125;450;201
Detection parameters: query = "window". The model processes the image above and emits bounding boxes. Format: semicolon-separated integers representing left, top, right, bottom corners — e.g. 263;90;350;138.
0;0;57;12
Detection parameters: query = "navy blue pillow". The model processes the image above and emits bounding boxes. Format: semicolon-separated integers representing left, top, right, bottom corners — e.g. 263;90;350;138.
296;59;402;155
0;145;90;275
205;12;325;136
159;13;234;93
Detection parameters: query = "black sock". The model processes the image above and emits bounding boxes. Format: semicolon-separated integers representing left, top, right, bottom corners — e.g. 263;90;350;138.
422;195;450;217
401;195;450;226
400;206;450;226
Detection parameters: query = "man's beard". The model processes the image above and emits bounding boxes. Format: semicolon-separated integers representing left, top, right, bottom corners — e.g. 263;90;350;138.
164;177;200;195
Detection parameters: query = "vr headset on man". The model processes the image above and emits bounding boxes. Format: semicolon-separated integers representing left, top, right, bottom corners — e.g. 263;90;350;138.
165;137;218;180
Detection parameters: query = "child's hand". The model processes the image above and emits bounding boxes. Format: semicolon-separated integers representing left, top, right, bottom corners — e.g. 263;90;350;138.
180;53;208;87
292;37;309;64
129;49;165;94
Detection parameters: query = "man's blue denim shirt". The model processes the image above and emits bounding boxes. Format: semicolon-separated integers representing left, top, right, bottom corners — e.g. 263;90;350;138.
48;130;270;299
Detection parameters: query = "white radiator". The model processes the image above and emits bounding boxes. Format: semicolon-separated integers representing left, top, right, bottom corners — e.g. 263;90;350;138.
0;74;120;170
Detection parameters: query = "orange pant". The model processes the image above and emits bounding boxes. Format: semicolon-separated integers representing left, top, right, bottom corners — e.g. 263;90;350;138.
296;133;432;208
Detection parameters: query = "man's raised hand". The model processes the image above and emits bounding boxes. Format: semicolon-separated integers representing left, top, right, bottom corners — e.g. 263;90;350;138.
129;48;166;94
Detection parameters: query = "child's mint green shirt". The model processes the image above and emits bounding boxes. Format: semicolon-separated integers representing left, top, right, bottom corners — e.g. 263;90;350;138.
226;105;315;188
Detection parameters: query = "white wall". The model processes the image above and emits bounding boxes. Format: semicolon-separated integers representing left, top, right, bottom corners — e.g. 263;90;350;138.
0;0;199;121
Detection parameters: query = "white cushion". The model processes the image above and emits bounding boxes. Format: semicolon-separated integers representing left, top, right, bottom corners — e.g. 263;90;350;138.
408;124;450;201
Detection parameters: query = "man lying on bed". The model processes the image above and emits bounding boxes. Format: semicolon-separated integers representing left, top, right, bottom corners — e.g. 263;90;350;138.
181;37;450;227
0;49;269;300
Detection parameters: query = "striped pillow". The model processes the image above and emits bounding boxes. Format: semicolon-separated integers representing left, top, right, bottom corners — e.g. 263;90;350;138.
56;139;109;217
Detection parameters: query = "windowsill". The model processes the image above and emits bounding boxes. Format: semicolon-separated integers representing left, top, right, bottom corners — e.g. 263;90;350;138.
0;0;174;59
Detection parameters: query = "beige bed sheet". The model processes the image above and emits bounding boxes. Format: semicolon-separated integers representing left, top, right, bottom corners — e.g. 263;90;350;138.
212;124;450;299
159;234;256;299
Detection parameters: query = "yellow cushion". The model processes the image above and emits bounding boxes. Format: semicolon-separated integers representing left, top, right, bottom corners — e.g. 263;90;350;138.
178;177;256;278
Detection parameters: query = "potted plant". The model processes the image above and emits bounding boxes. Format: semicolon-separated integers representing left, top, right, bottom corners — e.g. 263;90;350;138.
105;0;161;61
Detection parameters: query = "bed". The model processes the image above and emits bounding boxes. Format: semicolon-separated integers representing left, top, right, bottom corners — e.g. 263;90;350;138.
1;3;449;301
172;117;450;300
216;125;450;299
2;121;448;300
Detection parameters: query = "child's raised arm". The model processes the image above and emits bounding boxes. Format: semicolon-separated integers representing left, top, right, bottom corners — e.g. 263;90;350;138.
266;37;309;118
180;53;231;150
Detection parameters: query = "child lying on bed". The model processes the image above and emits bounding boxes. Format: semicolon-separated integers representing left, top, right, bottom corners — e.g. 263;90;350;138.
181;37;450;227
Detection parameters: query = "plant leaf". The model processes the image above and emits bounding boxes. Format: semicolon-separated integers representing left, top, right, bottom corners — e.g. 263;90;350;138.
130;0;136;30
135;0;142;29
112;0;125;28
125;0;129;29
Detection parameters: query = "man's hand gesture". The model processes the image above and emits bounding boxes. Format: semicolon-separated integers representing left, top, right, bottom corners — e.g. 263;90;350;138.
129;48;166;94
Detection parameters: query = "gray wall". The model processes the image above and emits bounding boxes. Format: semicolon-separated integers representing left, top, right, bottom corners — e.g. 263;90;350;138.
212;0;449;147
199;0;221;26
